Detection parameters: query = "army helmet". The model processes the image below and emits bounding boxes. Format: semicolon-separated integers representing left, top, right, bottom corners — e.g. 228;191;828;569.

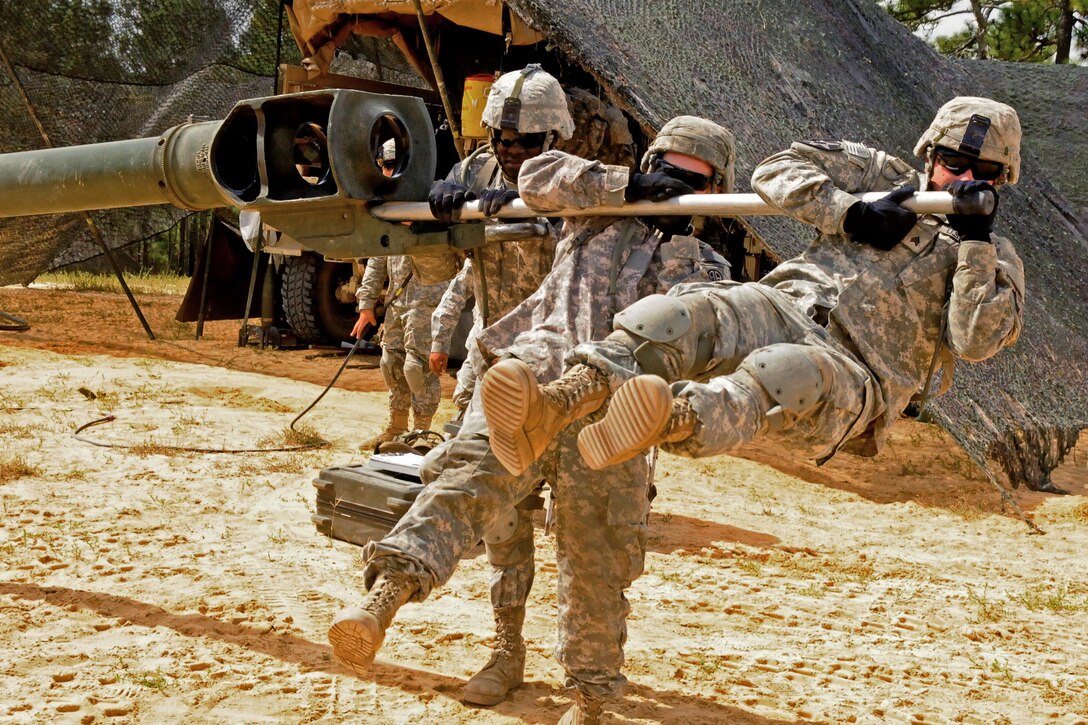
378;138;396;162
481;64;575;141
641;116;736;192
913;96;1021;184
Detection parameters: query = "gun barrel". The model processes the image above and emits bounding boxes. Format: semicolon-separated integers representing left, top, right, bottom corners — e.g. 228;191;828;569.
369;190;993;222
0;121;228;218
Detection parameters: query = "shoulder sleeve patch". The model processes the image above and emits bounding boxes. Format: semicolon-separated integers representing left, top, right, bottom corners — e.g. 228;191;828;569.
799;138;842;151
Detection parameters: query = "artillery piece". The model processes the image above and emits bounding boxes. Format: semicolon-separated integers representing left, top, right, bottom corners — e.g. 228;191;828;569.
0;88;993;264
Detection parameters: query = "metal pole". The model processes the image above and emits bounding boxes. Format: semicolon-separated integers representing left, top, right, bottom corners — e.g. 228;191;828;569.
369;190;994;223
410;0;466;160
195;220;216;340
238;235;263;347
0;38;156;340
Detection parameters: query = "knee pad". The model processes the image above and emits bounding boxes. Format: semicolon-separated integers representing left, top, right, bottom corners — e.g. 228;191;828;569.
739;344;828;426
612;293;717;380
403;354;428;393
483;508;521;546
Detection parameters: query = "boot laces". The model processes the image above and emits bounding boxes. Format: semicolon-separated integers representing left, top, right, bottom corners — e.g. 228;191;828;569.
546;365;606;412
366;571;413;616
665;397;697;438
492;610;524;660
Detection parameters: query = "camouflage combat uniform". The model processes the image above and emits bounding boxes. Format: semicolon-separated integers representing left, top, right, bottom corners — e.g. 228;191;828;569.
365;150;720;701
430;149;557;411
427;149;557;634
569;139;1025;460
357;254;457;428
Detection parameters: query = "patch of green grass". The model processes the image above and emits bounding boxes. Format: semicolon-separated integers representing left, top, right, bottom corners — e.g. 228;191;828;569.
796;582;826;598
268;527;290;546
736;558;762;577
989;658;1014;683
0;422;36;439
35;271;189;296
0;456;41;484
1011;584;1088;614
966;585;1008;623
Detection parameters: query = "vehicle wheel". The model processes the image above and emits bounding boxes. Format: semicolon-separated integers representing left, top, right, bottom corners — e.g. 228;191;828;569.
281;253;360;344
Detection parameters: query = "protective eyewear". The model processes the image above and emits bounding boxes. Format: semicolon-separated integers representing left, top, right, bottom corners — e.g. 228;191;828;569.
933;147;1005;181
650;158;712;192
380;161;397;171
491;131;547;150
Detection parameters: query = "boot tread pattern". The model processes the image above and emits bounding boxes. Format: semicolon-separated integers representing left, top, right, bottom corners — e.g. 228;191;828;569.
481;360;538;475
579;375;672;469
328;610;380;676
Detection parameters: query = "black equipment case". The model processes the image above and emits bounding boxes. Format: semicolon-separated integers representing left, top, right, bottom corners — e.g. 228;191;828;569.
312;454;424;547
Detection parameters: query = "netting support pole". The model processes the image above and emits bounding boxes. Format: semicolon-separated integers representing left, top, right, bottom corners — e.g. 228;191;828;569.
0;39;155;341
411;0;465;161
273;0;285;95
238;235;263;347
195;219;216;340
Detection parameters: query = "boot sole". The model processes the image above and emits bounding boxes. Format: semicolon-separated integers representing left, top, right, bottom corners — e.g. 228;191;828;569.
579;375;672;470
463;679;522;706
328;607;383;676
480;360;539;476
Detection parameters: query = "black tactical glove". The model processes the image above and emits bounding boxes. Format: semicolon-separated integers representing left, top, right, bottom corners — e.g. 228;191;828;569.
428;180;476;224
842;185;918;250
625;171;695;203
945;180;998;241
477;188;519;217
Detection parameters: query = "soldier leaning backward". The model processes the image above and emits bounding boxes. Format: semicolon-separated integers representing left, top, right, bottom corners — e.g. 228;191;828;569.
425;65;566;708
329;115;739;724
481;97;1025;507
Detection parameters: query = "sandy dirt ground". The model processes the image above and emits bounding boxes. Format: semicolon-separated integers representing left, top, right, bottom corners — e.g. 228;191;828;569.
1;284;1086;725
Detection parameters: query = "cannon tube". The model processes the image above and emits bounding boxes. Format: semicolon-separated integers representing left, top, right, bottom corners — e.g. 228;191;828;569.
0;121;227;218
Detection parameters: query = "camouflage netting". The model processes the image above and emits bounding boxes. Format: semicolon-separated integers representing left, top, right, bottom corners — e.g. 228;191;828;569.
0;1;300;286
957;58;1088;229
505;0;1088;489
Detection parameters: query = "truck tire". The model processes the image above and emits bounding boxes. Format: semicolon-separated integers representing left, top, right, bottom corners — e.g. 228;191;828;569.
281;253;358;344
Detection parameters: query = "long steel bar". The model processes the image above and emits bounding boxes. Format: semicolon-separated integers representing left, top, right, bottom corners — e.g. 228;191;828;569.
369;190;990;222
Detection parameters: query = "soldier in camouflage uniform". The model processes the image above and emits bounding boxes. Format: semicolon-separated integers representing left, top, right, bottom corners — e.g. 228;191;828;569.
355;138;459;446
329;116;737;724
484;98;1025;498
424;66;569;707
427;66;569;414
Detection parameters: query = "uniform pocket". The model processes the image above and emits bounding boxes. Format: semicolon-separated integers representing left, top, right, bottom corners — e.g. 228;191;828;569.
606;486;650;583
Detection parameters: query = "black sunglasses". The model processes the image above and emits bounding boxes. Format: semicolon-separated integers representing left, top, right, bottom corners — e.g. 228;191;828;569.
491;131;547;150
650;157;712;191
933;147;1005;181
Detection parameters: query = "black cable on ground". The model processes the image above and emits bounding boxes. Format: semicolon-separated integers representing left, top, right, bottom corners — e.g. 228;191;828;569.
290;336;363;430
69;336;366;453
72;415;323;453
0;311;30;331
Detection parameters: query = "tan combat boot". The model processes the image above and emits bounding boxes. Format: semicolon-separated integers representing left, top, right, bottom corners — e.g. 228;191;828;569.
412;414;432;432
327;571;417;675
481;360;609;475
578;375;697;470
360;409;410;451
463;605;526;706
557;691;605;725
